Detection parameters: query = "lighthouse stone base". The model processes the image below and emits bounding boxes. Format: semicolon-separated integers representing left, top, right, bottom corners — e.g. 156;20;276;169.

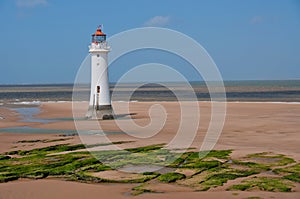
86;105;114;120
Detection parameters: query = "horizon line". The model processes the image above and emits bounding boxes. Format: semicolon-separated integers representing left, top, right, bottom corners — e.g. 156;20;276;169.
0;79;300;86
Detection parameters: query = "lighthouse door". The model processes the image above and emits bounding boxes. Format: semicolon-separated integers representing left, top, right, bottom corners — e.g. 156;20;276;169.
95;86;100;110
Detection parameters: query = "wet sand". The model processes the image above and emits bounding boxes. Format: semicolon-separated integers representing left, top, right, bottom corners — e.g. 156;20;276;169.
3;101;299;159
0;101;299;198
0;179;299;199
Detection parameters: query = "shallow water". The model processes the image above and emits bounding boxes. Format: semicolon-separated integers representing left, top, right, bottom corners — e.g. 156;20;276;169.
11;107;58;124
0;106;125;135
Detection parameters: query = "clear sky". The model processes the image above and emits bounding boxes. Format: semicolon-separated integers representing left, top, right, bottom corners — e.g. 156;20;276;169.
0;0;299;84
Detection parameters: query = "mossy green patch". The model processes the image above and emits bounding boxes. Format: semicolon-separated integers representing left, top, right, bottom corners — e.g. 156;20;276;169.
16;138;71;143
227;184;251;191
157;172;186;183
273;163;299;174
126;144;165;153
283;174;300;183
176;150;231;169
0;155;11;160
273;163;299;183
182;160;221;169
246;152;295;167
185;150;231;161
23;170;49;179
228;177;294;192
5;141;133;156
0;150;109;182
5;144;86;155
201;169;258;188
199;150;232;160
0;172;19;182
168;153;191;167
132;184;154;195
79;164;111;172
92;147;178;169
80;172;157;183
232;160;270;171
46;157;101;175
143;171;160;176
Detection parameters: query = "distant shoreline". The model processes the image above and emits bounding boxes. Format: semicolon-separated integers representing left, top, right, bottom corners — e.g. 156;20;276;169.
0;80;300;103
0;79;300;86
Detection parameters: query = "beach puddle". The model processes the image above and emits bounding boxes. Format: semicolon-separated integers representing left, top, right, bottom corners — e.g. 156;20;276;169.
1;105;131;135
7;105;84;123
249;157;282;163
11;107;59;124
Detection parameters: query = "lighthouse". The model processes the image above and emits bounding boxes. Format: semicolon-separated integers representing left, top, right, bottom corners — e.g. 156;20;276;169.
86;26;114;119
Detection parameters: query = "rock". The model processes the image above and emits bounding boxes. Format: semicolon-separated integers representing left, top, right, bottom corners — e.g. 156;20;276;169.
0;116;5;120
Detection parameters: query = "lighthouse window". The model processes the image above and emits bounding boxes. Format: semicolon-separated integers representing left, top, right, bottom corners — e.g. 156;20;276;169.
97;54;100;57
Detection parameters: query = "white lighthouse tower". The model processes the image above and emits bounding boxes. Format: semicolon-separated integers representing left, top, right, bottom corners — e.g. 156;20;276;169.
86;26;114;119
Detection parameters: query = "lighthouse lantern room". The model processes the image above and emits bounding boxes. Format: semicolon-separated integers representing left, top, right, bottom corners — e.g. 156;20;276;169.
86;25;114;120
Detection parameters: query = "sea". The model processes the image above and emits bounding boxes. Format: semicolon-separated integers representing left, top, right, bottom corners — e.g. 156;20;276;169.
0;80;300;106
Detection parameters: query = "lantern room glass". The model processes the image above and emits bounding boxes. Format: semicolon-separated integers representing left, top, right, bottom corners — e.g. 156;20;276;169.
92;35;106;43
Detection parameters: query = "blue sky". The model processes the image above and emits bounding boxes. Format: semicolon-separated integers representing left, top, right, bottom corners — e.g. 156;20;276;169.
0;0;299;84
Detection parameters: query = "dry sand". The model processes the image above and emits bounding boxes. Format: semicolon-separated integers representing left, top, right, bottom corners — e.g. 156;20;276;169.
0;101;299;198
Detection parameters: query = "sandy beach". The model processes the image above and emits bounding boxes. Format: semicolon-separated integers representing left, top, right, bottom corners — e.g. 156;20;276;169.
0;101;299;198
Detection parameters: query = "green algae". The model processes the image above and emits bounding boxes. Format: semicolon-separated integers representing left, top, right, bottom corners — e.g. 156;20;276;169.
228;177;294;192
